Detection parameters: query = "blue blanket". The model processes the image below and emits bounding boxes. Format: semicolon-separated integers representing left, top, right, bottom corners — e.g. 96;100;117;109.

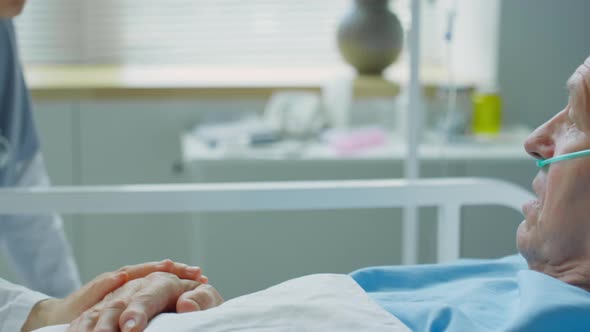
350;255;590;331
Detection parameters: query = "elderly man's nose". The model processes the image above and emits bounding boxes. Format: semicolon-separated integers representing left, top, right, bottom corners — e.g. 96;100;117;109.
524;128;554;160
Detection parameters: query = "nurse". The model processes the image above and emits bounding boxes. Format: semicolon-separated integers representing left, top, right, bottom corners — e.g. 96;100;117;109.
1;2;223;332
0;2;80;297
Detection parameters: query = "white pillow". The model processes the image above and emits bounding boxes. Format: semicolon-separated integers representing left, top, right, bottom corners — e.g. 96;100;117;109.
35;274;409;332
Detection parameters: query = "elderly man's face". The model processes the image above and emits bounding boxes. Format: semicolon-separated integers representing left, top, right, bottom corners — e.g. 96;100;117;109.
0;0;26;18
519;56;590;272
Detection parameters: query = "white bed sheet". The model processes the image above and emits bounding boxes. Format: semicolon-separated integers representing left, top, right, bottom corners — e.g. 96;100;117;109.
35;274;408;332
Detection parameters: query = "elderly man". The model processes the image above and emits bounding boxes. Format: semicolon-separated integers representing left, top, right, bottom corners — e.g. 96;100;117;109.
349;56;590;331
518;56;590;283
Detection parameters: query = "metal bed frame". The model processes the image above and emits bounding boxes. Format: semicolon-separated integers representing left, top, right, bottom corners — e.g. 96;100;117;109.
0;177;533;263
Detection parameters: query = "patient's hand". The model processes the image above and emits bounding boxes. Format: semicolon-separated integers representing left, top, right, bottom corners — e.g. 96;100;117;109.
22;259;213;332
67;272;223;332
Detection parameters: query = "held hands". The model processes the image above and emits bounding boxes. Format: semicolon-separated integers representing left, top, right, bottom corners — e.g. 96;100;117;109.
67;271;223;332
23;259;223;332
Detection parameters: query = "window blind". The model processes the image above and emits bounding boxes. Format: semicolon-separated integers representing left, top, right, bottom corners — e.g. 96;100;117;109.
14;0;411;66
14;0;81;63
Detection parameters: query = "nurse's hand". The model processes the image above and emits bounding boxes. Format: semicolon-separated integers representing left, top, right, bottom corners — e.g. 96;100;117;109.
22;259;209;332
67;272;222;332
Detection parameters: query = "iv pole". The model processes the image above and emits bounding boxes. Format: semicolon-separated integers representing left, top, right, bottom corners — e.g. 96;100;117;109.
402;0;422;265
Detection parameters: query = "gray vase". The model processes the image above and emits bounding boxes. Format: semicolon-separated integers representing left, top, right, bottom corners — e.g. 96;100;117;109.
337;0;404;75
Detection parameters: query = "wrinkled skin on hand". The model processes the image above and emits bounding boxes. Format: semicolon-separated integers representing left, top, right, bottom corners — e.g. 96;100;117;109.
68;271;223;332
22;259;222;332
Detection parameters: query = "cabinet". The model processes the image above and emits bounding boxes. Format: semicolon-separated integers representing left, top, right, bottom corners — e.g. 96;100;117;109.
21;98;268;283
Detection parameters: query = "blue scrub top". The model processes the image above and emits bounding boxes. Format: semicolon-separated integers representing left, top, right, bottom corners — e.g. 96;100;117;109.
0;19;39;186
351;255;590;332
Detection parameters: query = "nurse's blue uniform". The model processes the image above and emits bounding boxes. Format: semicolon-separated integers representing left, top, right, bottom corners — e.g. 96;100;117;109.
0;18;80;303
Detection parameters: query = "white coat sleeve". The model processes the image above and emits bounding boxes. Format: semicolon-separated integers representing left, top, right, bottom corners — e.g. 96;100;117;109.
0;277;49;332
0;152;81;298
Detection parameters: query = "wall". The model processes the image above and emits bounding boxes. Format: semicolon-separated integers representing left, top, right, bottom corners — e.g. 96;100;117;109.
498;0;590;129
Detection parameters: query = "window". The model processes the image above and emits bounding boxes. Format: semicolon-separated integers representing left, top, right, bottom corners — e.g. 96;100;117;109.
15;0;500;88
15;0;411;66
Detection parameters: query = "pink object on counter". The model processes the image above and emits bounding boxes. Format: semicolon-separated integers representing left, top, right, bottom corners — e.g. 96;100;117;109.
325;128;389;156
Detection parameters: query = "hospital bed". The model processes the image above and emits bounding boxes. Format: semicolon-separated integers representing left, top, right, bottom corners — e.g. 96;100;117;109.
0;177;533;263
4;177;537;332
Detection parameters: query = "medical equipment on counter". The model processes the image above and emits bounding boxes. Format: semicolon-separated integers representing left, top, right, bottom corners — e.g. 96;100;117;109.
472;89;502;135
190;91;323;156
192;116;281;148
263;91;324;139
536;149;590;168
0;178;533;263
